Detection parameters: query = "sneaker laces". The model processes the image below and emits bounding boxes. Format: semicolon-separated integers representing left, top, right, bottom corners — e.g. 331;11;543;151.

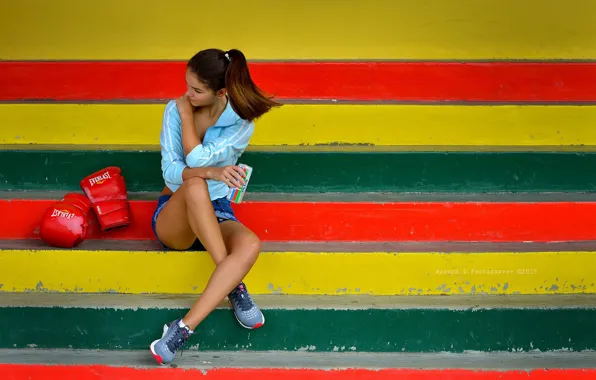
229;283;255;312
165;324;191;353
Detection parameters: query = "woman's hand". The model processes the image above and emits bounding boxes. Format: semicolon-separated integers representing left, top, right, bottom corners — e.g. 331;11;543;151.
208;165;247;188
176;95;194;118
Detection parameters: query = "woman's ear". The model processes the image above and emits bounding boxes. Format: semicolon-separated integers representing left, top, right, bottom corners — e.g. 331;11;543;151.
217;88;227;98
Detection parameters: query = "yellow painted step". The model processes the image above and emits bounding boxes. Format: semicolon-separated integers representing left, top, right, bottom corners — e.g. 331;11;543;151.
3;104;596;146
2;0;596;60
1;241;595;295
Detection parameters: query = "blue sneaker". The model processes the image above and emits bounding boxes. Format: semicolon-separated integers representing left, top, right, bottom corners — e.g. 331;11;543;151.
150;319;193;365
229;282;265;329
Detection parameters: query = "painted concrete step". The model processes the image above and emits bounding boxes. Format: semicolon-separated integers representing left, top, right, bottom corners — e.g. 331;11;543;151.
3;191;596;242
1;240;596;295
4;0;596;64
2;146;596;192
5;102;596;146
1;293;595;352
4;61;596;103
1;350;595;380
8;190;596;202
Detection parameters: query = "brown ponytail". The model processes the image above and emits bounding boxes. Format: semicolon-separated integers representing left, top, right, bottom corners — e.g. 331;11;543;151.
186;48;282;121
224;49;282;121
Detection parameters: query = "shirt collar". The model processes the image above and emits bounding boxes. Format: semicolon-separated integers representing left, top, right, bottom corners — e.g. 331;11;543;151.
213;96;240;127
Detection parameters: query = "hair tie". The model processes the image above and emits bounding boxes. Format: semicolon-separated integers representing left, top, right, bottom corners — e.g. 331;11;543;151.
224;52;231;62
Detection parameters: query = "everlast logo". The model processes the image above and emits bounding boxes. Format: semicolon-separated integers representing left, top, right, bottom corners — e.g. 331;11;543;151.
89;171;111;186
52;209;76;220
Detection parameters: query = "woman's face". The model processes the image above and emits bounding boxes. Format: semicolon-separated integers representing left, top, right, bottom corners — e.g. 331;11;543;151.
184;68;218;107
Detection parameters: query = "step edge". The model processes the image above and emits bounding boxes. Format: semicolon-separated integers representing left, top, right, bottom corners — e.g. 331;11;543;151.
4;239;596;253
4;190;596;202
1;293;595;310
4;143;596;153
1;349;595;370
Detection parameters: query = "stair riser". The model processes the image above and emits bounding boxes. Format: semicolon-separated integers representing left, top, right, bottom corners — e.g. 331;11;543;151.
4;199;596;242
1;365;594;380
2;307;596;352
4;61;596;103
2;248;595;295
3;150;596;192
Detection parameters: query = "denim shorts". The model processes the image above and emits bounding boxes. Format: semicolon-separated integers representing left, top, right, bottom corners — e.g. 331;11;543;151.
151;194;239;251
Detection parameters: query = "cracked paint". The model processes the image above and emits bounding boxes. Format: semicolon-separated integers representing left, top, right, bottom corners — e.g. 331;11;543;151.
35;281;47;292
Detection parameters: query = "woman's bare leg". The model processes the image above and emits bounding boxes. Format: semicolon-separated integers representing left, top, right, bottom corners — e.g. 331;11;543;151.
155;177;260;330
155;177;228;264
181;220;261;330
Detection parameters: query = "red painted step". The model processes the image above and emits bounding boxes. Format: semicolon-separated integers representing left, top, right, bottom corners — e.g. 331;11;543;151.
2;61;596;102
0;365;594;380
2;199;596;242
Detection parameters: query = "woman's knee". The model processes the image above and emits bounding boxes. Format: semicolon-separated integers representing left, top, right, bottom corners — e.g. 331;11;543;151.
182;176;209;199
236;232;261;264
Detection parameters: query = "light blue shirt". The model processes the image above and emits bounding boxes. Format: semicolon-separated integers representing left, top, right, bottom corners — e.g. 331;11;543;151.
159;99;255;200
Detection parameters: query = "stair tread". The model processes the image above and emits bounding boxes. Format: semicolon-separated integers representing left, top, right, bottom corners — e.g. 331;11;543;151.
4;239;596;253
4;190;596;202
1;349;595;370
6;143;596;152
1;292;595;309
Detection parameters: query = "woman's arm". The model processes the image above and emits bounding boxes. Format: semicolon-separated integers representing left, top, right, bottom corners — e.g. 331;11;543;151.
176;96;202;156
160;101;210;183
160;101;187;186
182;167;212;181
185;118;255;168
161;100;244;187
183;166;246;188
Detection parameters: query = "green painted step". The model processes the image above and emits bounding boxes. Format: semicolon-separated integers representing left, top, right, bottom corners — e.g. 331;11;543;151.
2;294;596;353
2;148;596;192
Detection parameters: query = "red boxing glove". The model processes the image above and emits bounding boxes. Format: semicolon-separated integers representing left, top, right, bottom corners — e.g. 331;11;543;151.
39;192;92;248
80;166;130;231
